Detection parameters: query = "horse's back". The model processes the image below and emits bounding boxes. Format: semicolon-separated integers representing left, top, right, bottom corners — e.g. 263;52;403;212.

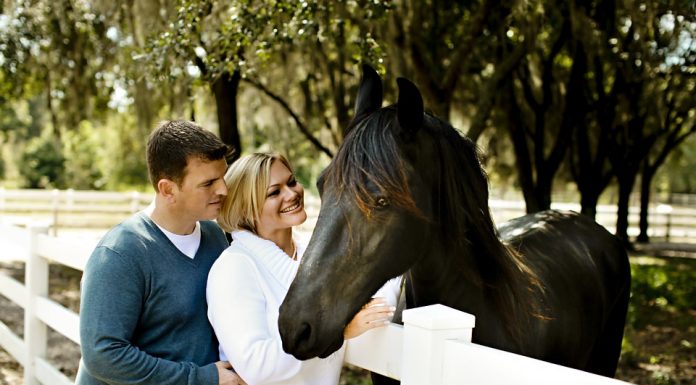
498;210;630;376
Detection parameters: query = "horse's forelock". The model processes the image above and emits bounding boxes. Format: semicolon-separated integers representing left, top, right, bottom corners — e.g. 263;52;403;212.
327;108;418;219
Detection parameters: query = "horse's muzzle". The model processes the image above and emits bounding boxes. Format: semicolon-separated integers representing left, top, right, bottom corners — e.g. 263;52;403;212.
278;307;345;360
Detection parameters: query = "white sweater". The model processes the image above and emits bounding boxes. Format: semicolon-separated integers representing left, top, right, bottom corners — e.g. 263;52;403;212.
206;230;400;385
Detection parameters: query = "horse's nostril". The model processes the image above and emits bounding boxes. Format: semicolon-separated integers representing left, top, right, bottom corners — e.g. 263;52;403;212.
297;321;312;347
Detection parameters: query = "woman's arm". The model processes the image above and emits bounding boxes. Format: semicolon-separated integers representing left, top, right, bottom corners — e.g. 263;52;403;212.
207;252;302;384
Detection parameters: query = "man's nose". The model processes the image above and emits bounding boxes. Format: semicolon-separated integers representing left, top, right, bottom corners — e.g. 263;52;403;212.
215;179;228;196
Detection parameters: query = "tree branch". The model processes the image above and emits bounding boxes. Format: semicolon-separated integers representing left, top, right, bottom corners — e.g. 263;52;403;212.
242;77;333;158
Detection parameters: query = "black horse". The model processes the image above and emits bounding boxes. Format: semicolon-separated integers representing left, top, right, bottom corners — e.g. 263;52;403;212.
278;65;631;381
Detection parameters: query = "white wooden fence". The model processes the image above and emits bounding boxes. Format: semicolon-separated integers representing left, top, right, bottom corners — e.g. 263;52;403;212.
0;188;694;241
345;305;632;384
0;221;634;385
0;188;153;234
0;222;93;385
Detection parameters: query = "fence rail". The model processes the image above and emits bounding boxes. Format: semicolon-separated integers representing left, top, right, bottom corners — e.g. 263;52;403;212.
0;219;635;385
0;222;90;385
345;305;632;384
0;189;153;233
1;189;695;242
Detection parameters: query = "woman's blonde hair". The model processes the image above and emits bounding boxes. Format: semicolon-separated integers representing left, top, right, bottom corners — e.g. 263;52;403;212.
217;152;293;234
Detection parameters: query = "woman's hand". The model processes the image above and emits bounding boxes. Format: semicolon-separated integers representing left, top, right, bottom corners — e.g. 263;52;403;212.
343;297;395;339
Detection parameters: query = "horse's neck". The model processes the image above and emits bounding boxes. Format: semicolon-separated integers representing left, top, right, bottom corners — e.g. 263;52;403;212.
408;244;489;313
407;242;513;349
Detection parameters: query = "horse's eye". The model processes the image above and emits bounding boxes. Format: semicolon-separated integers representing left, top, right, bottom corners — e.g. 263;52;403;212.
376;197;389;207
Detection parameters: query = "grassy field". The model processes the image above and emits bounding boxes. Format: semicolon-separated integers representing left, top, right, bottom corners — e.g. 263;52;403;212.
0;253;694;385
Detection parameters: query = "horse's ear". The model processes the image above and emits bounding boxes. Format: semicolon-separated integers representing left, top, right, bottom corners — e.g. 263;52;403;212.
345;64;383;138
396;77;424;136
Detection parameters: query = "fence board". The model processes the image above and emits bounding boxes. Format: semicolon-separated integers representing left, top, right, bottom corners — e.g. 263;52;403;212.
35;357;74;385
441;340;629;385
35;296;80;345
35;233;94;271
0;320;26;367
345;324;404;379
0;274;27;309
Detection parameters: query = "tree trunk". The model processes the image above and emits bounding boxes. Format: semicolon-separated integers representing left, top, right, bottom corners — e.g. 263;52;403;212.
579;189;600;220
501;78;540;213
636;168;654;243
133;79;154;137
46;72;60;140
211;70;242;161
534;177;553;213
615;172;637;246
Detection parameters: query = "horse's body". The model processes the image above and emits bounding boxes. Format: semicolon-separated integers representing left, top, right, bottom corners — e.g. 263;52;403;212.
278;66;630;380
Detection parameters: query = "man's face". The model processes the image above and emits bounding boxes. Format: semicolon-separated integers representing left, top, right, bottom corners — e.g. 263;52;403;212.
172;157;228;223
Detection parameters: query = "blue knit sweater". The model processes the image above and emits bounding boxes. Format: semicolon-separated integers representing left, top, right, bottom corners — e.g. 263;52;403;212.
76;213;229;385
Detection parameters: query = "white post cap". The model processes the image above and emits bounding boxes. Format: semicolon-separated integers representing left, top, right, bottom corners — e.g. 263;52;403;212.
402;304;476;330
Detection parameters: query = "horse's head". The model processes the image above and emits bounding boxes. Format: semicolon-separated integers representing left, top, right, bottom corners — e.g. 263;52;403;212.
279;66;456;359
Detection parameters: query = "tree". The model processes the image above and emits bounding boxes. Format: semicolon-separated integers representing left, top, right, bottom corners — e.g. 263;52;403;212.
637;72;696;242
0;0;118;138
237;0;391;157
496;1;583;213
603;1;695;243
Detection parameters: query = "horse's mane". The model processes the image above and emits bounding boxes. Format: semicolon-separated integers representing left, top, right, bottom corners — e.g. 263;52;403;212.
328;106;546;347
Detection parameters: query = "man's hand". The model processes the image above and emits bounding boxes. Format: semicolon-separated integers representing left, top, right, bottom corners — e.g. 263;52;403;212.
216;361;247;385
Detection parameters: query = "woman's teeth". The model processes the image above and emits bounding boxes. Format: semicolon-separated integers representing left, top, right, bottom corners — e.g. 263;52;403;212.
280;203;300;213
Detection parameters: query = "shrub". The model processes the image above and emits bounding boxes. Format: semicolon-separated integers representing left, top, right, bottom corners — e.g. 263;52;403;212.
19;134;66;188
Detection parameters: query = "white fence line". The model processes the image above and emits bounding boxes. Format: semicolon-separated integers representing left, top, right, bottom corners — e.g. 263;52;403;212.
0;189;694;241
0;221;634;385
345;304;632;384
0;222;90;385
0;188;153;234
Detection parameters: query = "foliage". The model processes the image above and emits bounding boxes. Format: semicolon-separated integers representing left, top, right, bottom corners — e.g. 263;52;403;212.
628;257;696;322
18;134;65;188
0;0;694;227
0;0;119;134
658;126;696;193
618;256;696;385
98;114;149;191
62;122;104;190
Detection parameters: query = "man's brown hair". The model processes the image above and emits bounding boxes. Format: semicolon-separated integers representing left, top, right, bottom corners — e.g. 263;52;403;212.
146;120;230;191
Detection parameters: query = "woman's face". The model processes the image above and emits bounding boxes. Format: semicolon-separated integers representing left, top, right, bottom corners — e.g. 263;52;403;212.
256;160;307;236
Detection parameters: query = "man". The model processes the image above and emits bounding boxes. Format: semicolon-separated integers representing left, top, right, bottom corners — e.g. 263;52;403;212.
77;120;244;385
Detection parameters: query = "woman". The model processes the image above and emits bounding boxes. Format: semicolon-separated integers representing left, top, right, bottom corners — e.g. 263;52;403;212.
207;152;400;385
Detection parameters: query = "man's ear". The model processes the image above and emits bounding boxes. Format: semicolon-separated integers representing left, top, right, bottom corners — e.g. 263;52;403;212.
157;179;178;203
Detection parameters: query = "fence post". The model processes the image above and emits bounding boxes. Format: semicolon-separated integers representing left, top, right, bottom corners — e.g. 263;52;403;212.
400;304;476;385
23;223;50;385
657;204;673;241
130;191;141;213
51;189;60;236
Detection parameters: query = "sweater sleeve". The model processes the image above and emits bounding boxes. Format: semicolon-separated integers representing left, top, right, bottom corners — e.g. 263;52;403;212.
207;252;302;384
373;275;403;309
79;246;218;385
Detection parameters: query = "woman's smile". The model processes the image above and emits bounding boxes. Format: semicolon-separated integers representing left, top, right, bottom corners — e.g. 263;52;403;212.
280;201;302;214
